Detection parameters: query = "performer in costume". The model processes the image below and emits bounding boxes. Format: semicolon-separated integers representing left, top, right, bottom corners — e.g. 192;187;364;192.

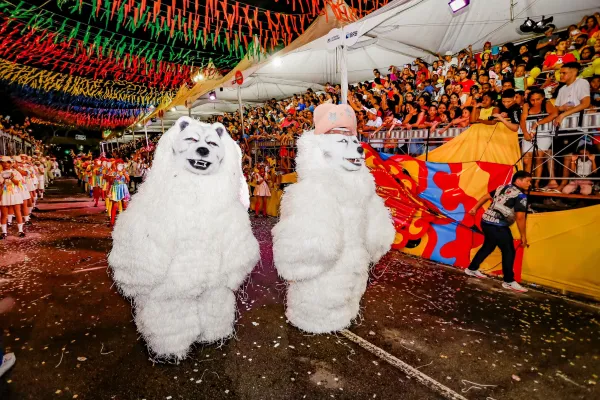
0;156;25;238
34;159;45;200
252;164;271;217
109;117;259;360
103;159;115;218
108;159;130;227
14;156;34;226
91;158;105;207
272;104;396;333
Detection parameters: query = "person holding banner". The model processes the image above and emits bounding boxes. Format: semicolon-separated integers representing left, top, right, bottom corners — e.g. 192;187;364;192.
466;170;532;293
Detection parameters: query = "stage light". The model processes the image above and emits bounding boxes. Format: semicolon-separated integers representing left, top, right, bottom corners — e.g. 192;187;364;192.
171;107;177;112
209;91;217;101
192;73;204;82
272;57;283;67
137;123;142;127
448;0;469;13
520;17;535;33
533;16;554;33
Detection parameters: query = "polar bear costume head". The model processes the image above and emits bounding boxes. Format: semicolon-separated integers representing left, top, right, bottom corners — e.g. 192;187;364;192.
295;104;371;190
172;118;227;175
124;116;247;211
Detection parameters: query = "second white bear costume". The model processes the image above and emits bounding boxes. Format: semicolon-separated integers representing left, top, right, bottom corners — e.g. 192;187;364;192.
273;104;396;333
108;117;259;360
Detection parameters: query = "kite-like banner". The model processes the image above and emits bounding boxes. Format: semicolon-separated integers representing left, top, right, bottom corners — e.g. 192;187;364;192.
364;142;600;299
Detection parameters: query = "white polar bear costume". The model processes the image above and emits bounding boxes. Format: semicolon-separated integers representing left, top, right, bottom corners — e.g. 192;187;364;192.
273;104;396;334
108;117;259;360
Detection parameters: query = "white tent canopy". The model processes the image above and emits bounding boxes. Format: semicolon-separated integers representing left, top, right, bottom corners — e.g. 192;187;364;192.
151;0;598;126
262;0;598;86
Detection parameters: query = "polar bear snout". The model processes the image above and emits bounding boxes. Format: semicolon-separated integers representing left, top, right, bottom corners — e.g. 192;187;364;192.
196;147;210;157
356;146;364;154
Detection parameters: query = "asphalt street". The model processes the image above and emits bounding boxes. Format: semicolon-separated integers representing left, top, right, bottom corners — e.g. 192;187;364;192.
0;179;598;400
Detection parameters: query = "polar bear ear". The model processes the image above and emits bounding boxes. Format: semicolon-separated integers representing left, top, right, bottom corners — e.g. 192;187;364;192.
176;116;194;132
212;122;227;138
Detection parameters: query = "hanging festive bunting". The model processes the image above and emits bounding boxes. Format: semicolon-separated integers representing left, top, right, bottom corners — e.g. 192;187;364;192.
15;99;142;130
0;59;175;105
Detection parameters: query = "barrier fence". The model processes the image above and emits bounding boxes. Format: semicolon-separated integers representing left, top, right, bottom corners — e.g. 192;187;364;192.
233;109;600;188
0;130;34;156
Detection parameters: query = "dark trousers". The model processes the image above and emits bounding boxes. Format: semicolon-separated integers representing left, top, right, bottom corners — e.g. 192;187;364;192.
469;222;515;283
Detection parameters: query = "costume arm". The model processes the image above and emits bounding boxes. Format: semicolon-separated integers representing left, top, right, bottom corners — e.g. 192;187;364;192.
365;192;396;265
108;215;173;297
221;209;260;290
272;184;343;281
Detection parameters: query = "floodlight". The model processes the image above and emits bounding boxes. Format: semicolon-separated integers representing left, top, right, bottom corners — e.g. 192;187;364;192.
448;0;469;13
533;16;554;34
520;17;535;33
272;57;283;67
209;91;217;101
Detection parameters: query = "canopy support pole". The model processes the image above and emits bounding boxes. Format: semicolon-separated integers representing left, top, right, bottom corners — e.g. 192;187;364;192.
238;84;244;138
340;45;348;104
144;124;149;148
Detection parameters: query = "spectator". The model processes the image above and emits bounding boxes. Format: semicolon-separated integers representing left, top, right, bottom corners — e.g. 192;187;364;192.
590;76;600;108
438;107;472;136
449;93;462;111
493;89;521;132
542;40;577;71
439;51;458;76
562;147;596;195
464;85;481;108
479;51;493;70
515;90;525;107
513;64;528;91
519;88;559;189
364;108;384;150
280;111;299;129
577;13;600;37
536;24;559;60
578;46;595;63
457;68;476;100
471;92;499;125
553;62;591;191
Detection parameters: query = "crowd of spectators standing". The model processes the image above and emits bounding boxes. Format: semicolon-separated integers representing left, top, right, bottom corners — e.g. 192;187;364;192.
117;14;600;195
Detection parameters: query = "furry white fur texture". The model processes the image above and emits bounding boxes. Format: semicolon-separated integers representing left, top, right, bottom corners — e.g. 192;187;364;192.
272;131;396;333
108;117;259;360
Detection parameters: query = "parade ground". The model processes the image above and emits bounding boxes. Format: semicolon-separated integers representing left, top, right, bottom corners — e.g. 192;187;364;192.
0;179;598;400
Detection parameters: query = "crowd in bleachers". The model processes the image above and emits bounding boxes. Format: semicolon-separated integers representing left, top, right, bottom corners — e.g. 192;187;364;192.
116;14;600;197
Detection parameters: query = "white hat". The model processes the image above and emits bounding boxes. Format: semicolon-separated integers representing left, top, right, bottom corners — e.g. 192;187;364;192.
445;51;453;56
367;108;377;115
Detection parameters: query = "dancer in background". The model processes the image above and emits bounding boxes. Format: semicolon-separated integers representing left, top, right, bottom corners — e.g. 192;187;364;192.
14;156;33;226
252;163;271;217
91;157;105;208
108;159;130;227
34;159;45;200
0;156;25;238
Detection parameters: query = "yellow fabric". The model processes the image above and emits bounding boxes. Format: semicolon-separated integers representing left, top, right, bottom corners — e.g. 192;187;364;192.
249;189;283;217
475;205;600;299
414;123;599;299
478;107;494;120
418;123;521;166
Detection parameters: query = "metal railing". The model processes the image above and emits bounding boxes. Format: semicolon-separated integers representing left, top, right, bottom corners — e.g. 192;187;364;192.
0;130;34;156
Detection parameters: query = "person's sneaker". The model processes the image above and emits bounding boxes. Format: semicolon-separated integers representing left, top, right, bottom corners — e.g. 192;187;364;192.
0;233;6;240
465;269;487;279
502;281;528;293
0;353;16;378
18;232;26;238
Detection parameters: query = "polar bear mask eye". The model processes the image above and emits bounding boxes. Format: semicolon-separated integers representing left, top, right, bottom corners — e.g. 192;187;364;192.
320;133;365;172
172;119;226;175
